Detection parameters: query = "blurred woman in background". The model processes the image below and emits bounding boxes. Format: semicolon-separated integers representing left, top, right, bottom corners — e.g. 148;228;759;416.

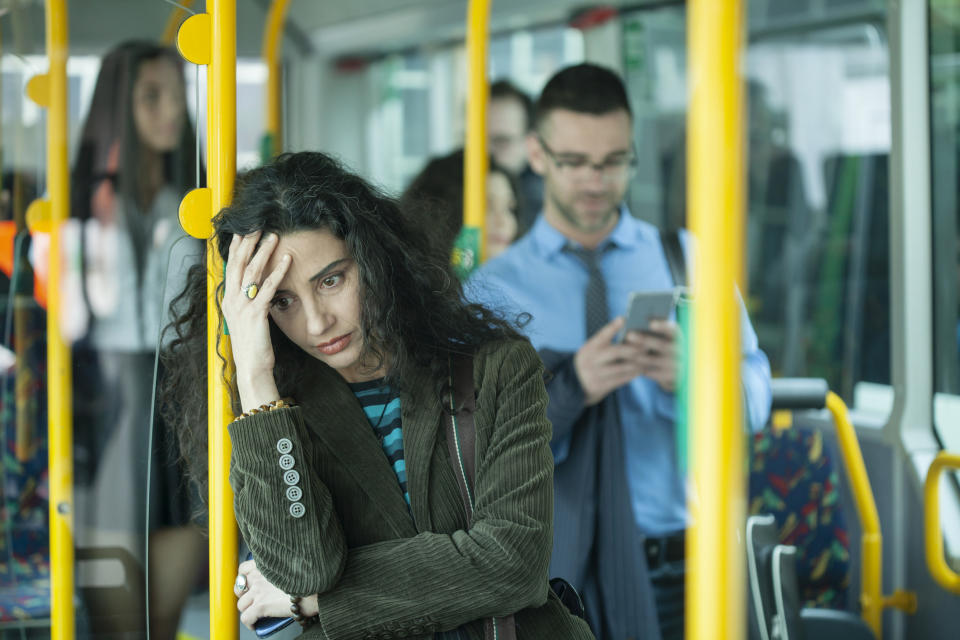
71;40;205;639
402;148;520;263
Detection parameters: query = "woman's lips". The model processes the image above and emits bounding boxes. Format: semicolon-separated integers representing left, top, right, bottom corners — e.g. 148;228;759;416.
316;332;352;356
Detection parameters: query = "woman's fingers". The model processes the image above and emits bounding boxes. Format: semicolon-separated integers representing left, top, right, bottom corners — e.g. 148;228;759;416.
236;590;253;612
225;231;262;292
241;233;279;296
255;253;292;305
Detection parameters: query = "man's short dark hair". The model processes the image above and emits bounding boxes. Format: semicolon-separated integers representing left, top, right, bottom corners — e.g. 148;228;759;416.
490;79;535;132
534;63;631;130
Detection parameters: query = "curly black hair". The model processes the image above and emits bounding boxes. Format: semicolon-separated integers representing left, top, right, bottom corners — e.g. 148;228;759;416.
160;151;526;500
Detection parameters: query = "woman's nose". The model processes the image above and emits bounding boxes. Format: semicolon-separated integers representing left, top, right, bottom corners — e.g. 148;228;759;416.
304;302;333;338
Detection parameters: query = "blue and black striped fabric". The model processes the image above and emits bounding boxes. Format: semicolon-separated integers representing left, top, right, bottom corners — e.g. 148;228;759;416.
348;379;409;506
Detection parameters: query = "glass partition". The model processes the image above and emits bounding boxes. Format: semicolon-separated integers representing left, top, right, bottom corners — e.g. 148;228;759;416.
622;4;892;401
1;1;51;634
930;0;960;451
0;2;221;636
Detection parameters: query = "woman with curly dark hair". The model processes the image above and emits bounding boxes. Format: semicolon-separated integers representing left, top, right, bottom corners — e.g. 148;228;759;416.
162;152;593;640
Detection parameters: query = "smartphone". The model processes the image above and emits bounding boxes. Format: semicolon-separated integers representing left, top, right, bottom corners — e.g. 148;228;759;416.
245;552;295;638
616;288;682;342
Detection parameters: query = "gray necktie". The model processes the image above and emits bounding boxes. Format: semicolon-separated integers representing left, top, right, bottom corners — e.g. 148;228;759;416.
565;245;609;337
567;242;652;637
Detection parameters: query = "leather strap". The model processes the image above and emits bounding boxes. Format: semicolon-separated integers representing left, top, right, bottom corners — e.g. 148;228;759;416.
444;354;517;640
660;228;687;288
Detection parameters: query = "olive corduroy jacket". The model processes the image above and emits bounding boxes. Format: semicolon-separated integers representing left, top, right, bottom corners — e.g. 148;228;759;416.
228;339;595;640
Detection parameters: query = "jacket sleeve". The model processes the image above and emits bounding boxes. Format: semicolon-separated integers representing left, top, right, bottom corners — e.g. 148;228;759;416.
538;348;586;465
311;342;554;640
228;406;347;596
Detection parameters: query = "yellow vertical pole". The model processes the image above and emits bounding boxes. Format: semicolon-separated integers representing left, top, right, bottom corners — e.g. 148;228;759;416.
686;2;746;640
175;0;238;637
207;1;237;637
463;0;490;265
262;0;292;158
37;0;74;637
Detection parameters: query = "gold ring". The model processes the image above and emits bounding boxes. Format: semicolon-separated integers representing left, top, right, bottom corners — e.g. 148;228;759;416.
243;283;259;300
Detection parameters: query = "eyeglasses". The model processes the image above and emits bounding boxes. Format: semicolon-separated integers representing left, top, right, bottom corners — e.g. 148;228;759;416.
537;136;638;180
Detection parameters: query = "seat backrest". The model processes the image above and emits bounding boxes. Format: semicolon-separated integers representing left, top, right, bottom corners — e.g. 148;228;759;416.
749;423;852;609
0;302;51;626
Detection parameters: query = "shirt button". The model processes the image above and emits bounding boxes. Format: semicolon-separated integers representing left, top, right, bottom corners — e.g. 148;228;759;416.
286;486;302;502
279;454;295;470
276;438;293;454
283;470;300;486
289;502;305;518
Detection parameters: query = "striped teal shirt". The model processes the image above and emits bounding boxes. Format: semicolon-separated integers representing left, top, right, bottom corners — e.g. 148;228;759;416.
348;379;409;506
351;380;468;640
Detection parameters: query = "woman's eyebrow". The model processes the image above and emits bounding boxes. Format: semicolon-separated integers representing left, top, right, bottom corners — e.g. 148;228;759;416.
309;258;351;283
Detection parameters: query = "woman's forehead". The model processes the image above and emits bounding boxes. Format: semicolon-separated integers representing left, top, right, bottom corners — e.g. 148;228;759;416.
268;229;349;271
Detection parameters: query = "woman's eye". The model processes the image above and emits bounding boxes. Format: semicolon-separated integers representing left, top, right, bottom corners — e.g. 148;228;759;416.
271;296;293;311
320;274;342;289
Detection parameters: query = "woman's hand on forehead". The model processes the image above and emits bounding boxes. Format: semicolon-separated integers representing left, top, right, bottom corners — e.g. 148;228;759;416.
222;232;291;412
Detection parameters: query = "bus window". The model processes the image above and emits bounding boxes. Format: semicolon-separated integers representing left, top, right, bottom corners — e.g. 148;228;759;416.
930;0;960;450
183;58;266;170
622;5;892;404
366;24;583;194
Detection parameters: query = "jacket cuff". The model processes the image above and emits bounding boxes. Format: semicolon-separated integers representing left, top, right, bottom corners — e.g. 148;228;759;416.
228;407;302;460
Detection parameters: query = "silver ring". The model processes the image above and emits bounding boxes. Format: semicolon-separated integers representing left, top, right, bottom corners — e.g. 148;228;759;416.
235;573;248;593
242;282;259;300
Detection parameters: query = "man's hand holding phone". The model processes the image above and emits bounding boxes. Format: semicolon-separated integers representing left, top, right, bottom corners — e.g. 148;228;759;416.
575;318;648;406
624;319;681;393
574;289;683;404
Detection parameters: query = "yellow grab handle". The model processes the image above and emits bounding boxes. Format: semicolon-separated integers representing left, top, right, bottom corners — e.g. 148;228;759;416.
262;0;292;157
924;452;960;595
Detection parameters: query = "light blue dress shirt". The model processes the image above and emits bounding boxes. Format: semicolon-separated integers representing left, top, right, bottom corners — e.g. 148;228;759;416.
468;209;772;536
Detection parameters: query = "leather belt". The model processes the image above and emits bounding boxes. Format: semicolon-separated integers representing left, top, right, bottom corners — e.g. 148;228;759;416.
644;531;686;568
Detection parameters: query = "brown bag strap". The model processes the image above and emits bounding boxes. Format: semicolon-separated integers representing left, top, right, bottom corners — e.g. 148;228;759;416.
444;354;517;640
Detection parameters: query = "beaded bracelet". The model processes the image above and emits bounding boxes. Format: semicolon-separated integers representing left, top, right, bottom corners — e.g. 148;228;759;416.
289;595;319;628
234;397;294;422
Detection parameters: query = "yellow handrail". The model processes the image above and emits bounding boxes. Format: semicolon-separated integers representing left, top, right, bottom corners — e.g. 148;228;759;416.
826;392;883;635
924;452;960;595
25;0;74;636
826;392;916;638
262;0;292;159
686;2;745;639
176;1;239;637
462;0;490;268
161;0;197;45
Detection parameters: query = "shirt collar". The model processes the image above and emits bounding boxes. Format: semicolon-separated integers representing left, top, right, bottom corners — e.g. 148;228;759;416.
531;204;647;258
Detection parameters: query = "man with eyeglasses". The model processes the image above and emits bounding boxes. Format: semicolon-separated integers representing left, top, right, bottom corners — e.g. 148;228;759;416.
469;64;771;640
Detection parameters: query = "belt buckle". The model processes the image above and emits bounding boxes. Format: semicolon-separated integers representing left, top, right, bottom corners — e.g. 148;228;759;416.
644;537;664;568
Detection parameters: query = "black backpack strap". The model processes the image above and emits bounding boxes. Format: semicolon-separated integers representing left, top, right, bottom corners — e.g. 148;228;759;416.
660;228;688;288
445;355;478;522
443;354;517;640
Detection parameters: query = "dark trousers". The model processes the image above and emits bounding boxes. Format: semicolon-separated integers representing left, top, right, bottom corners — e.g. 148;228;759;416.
646;533;686;640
